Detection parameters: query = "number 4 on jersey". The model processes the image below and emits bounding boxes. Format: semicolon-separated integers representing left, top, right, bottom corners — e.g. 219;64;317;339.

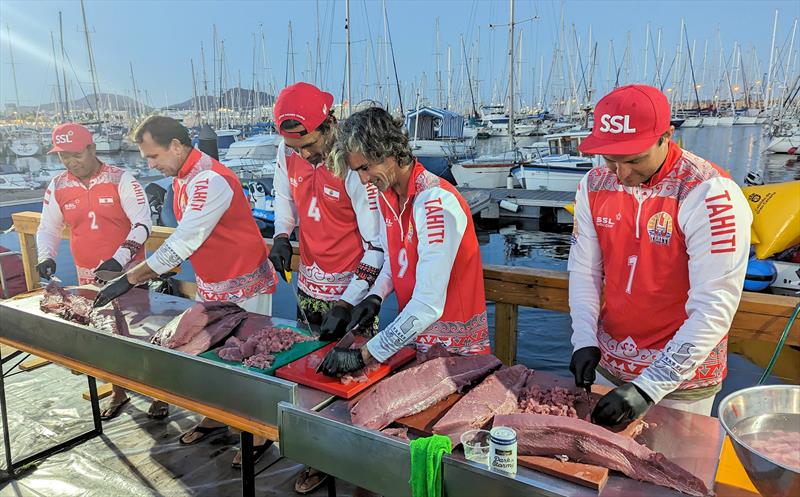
307;196;321;222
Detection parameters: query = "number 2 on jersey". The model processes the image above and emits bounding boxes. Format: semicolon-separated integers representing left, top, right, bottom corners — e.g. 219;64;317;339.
307;196;321;222
88;211;99;230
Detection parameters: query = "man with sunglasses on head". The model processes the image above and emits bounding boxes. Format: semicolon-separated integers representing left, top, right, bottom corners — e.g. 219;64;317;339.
568;85;751;428
269;82;383;494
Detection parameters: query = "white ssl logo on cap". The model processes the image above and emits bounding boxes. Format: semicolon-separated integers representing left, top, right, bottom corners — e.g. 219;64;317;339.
599;114;637;134
54;130;74;144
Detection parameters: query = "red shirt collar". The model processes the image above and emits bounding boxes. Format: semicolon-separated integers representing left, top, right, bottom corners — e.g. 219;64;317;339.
177;148;202;179
642;140;682;187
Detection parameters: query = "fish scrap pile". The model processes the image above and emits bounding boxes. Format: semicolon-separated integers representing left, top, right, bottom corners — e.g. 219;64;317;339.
217;326;313;370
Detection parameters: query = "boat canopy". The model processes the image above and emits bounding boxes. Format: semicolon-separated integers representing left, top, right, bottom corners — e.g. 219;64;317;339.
405;106;465;140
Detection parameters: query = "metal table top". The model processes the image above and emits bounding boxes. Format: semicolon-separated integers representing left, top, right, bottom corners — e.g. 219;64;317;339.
0;288;334;424
279;377;723;497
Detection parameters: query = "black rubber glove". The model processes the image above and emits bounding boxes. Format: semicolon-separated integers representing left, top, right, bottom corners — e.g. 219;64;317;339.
319;305;352;341
591;382;654;427
569;346;601;391
94;258;123;282
348;295;382;332
269;236;292;281
93;274;134;308
319;347;366;377
36;258;57;280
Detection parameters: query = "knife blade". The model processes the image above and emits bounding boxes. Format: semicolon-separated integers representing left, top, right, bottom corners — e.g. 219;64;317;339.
94;269;124;283
284;270;312;332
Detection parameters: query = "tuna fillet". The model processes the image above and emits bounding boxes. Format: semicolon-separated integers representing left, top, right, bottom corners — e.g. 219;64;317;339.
151;302;247;355
350;355;502;430
432;364;531;446
494;413;711;496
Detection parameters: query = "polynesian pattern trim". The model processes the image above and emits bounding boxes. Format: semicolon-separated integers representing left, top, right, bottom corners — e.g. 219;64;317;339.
120;240;144;258
585;148;727;204
597;326;727;390
196;258;277;303
180;152;215;185
413;167;441;194
54;164;125;190
414;311;491;356
75;266;97;286
354;262;381;286
297;261;355;302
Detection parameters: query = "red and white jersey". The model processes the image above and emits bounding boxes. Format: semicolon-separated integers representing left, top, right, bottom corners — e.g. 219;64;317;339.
568;141;752;403
273;141;383;303
146;149;276;302
366;162;490;363
37;163;151;285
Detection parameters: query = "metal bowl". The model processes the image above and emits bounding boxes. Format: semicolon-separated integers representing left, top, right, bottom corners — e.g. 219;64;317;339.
718;385;800;497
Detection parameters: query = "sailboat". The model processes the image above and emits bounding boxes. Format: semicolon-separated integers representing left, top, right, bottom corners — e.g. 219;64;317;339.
9;128;41;157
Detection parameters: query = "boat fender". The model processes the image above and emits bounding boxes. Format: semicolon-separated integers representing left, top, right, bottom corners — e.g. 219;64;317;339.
744;256;777;292
500;200;520;213
742;181;800;259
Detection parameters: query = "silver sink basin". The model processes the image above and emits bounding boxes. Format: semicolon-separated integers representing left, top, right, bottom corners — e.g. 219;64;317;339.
718;385;800;497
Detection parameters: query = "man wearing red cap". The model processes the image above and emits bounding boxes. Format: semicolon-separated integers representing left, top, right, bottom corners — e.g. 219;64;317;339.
36;122;158;419
93;115;277;467
269;82;383;493
568;85;752;426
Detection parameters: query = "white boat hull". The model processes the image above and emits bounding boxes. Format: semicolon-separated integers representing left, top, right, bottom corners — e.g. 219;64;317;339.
767;135;800;154
511;165;585;192
717;116;735;126
681;117;703;128
734;116;759;125
451;161;516;188
94;137;122;153
10;139;40;157
701;116;719;126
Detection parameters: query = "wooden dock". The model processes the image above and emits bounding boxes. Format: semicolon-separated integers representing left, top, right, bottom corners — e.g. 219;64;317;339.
459;187;575;222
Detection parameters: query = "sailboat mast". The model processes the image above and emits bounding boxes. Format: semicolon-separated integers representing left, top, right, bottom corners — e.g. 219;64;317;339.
345;0;352;116
80;0;102;119
130;62;141;119
59;12;70;120
50;31;65;121
6;25;20;111
764;10;778;111
508;0;515;146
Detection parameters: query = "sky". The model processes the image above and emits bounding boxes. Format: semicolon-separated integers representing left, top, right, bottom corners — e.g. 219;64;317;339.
1;0;798;112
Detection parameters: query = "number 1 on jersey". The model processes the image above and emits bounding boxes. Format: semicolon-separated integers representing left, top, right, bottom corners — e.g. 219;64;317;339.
308;196;321;222
625;255;637;294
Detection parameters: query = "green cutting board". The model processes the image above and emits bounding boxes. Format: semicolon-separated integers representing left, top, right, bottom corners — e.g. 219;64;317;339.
199;325;327;376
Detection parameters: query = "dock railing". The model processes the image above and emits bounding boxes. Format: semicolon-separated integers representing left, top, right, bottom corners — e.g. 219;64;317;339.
12;211;800;365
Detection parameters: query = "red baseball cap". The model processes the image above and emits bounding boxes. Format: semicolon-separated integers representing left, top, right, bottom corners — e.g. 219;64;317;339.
274;82;334;138
49;123;94;154
579;84;671;156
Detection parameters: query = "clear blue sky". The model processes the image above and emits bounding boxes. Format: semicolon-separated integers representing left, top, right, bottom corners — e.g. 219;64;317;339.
1;0;798;111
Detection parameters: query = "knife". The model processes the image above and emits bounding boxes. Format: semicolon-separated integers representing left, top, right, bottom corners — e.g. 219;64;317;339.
284;270;312;332
94;269;123;283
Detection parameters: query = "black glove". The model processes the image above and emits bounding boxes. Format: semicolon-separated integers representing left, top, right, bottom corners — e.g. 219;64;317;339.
319;305;352;341
319;347;366;377
348;295;382;332
569;346;601;391
94;258;123;282
591;382;654;427
93;274;134;308
36;258;57;280
269;236;293;281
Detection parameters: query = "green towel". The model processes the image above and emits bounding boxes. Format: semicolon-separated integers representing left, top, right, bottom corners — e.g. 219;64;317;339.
409;434;452;497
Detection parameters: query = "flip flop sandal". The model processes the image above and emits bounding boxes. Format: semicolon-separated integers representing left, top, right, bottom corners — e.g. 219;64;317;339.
146;402;169;420
99;397;130;421
178;425;228;445
231;441;274;469
294;467;330;495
